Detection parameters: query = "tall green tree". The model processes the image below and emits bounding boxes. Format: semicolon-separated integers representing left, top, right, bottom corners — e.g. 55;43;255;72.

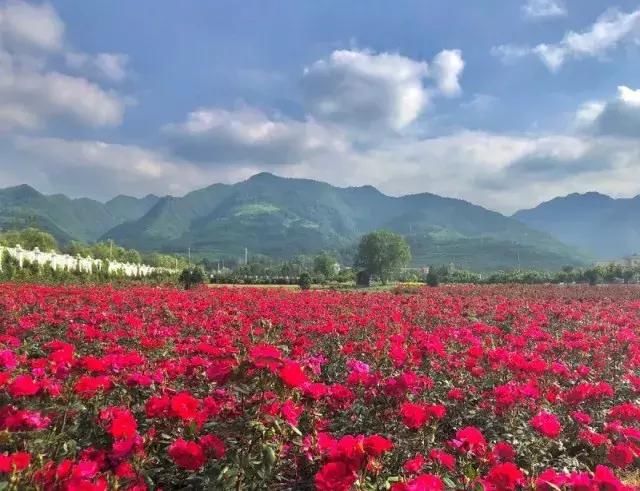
354;230;411;284
313;253;337;279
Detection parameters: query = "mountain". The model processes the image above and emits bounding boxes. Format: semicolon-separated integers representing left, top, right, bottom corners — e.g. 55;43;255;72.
0;185;159;244
101;173;587;270
105;194;160;223
513;192;640;259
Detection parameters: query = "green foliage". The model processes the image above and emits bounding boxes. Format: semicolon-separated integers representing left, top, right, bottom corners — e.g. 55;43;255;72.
313;253;337;280
0;184;158;244
584;268;600;286
298;272;312;290
0;227;58;251
425;268;440;287
354;230;411;283
179;267;205;289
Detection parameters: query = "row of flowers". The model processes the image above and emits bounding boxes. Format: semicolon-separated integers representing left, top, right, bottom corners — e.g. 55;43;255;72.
0;283;638;489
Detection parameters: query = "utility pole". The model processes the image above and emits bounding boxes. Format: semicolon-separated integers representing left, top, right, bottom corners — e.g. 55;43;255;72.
244;248;248;265
188;247;191;267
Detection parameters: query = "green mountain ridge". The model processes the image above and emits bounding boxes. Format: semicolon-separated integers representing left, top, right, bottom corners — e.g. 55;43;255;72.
0;174;590;270
0;185;159;243
102;173;587;270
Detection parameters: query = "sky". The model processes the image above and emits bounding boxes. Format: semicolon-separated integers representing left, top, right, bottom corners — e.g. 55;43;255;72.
1;0;640;213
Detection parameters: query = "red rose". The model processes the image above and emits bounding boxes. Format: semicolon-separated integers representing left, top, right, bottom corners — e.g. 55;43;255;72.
101;407;137;440
403;454;425;474
74;375;112;398
485;462;525;490
199;434;226;459
490;441;516;463
607;443;634;468
314;462;356;491
400;402;428;429
145;395;171;418
453;427;487;456
8;375;39;397
279;361;308;388
170;392;201;421
428;449;456;471
0;452;30;473
530;411;562;439
363;435;393;457
405;474;444;491
168;438;206;470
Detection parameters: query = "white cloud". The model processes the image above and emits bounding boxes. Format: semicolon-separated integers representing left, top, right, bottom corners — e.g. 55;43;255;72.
494;7;640;71
522;0;567;20
535;8;640;70
618;86;640;106
301;49;430;131
0;0;128;130
0;0;64;51
300;48;464;133
430;49;464;97
0;65;125;130
6;136;256;199
5;125;640;214
576;86;640;138
66;52;129;83
490;44;530;64
163;107;349;165
575;100;606;127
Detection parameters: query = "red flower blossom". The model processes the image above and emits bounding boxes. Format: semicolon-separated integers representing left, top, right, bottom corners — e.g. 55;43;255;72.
428;449;456;471
400;402;429;430
8;375;39;397
314;462;356;491
0;452;31;473
403;454;425;474
279;361;308;388
607;443;635;468
363;435;393;457
74;376;112;398
453;426;487;456
199;434;226;459
530;411;562;438
168;438;206;470
485;462;525;490
170;392;200;421
490;442;516;463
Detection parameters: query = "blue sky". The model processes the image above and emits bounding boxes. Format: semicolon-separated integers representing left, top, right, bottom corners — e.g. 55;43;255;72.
1;0;640;212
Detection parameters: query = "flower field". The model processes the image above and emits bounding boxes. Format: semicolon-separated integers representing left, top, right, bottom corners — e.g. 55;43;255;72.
1;283;639;490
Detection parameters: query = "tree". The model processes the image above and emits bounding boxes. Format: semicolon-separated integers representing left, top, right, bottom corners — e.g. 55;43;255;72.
298;272;312;290
0;228;58;251
354;230;411;284
425;268;439;287
313;253;337;280
584;268;600;286
179;268;205;290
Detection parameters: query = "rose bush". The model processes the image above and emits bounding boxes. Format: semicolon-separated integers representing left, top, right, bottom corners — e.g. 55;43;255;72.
0;283;638;489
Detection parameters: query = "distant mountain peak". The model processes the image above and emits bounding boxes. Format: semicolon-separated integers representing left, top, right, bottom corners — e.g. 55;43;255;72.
514;191;640;259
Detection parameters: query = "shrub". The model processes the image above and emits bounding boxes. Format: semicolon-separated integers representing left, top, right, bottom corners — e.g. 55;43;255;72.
298;272;312;290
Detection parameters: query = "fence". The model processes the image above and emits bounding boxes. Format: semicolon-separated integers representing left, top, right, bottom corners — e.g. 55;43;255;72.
0;244;176;277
